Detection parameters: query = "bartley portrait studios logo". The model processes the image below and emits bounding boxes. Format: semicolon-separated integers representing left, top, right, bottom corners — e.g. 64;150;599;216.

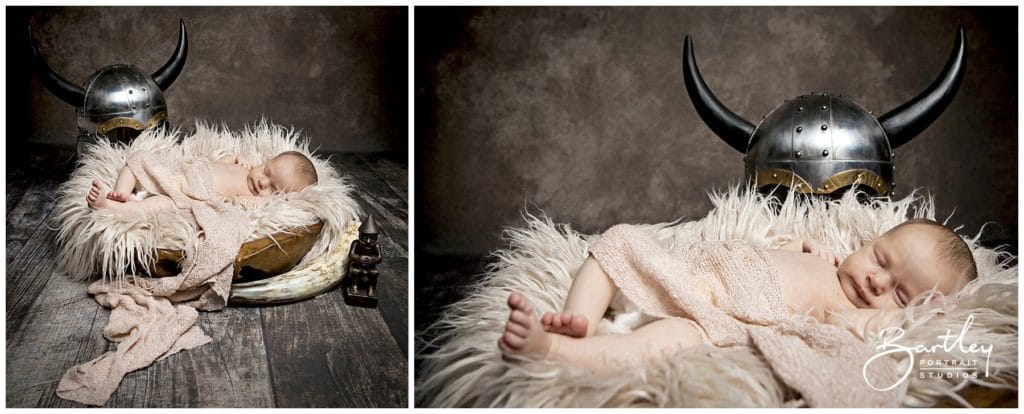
863;314;994;392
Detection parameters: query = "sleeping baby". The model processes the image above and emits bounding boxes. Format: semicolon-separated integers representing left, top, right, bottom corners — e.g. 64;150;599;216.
499;218;977;371
86;151;318;213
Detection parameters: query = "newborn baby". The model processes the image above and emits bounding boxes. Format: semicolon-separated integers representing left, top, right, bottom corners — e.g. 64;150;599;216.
86;151;318;214
500;219;978;371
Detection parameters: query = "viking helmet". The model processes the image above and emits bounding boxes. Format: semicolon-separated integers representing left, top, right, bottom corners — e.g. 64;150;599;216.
683;26;966;197
28;20;188;152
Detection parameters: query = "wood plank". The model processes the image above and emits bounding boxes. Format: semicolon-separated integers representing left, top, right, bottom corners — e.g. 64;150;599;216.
6;180;60;267
357;153;408;202
5;145;74;209
105;307;274;407
374;228;409;357
329;154;409;353
6;207;63;337
5;272;107;408
7;270;276;407
332;155;408;251
260;291;407;407
7;144;78;336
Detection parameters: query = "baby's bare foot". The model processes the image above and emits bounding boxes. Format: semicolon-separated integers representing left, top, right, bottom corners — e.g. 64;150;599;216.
106;191;129;202
86;180;108;209
498;292;553;358
541;312;589;338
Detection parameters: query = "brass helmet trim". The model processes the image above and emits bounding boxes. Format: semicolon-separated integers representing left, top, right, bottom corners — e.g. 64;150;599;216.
757;168;890;195
97;111;168;134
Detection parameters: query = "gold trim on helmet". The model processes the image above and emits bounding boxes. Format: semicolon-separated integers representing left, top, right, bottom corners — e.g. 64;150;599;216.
97;111;168;134
756;168;890;195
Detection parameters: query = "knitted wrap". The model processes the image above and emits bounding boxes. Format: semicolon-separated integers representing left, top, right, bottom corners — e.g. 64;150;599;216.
590;224;904;407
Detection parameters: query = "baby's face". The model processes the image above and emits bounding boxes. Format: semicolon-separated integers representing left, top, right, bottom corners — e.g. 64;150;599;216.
246;155;308;196
836;224;963;309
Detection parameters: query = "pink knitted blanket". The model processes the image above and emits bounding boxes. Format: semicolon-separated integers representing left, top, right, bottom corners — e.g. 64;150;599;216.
589;224;905;407
56;151;249;406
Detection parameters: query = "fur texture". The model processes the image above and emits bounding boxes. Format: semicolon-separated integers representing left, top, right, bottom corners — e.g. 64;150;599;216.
416;186;1017;407
53;120;362;283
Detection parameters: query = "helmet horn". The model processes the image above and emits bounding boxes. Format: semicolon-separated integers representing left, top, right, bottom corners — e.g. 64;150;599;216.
682;36;755;153
879;26;967;149
151;19;188;91
27;25;85;107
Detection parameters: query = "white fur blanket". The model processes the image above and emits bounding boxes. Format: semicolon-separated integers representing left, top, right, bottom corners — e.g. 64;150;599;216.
57;150;250;406
53;120;362;283
416;187;1018;407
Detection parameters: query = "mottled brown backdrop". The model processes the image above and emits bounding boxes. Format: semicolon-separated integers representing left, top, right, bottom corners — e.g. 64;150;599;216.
416;6;1017;258
8;6;407;153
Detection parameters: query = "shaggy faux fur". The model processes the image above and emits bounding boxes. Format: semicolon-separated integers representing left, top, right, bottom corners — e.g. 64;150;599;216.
53;120;362;283
57;150;250;406
416;187;1018;407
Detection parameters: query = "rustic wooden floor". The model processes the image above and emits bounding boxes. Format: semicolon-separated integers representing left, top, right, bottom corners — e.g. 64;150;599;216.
6;144;408;408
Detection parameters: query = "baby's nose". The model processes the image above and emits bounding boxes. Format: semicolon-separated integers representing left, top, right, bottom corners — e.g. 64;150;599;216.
868;273;894;294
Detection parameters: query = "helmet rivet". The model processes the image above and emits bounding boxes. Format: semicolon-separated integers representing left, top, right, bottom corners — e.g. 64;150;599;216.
869;110;874;115
131;105;136;109
772;172;778;178
823;92;829;96
821;124;828;131
795;126;803;133
820;105;827;110
795;151;802;158
824;183;830;189
797;106;804;112
822;149;829;157
145;103;150;108
141;87;146;92
129;89;133;94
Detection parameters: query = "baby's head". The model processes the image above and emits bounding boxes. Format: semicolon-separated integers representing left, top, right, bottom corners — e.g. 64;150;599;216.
837;218;977;309
247;151;318;196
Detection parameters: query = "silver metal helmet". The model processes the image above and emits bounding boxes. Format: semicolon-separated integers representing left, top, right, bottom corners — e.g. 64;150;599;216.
29;20;188;154
683;26;967;197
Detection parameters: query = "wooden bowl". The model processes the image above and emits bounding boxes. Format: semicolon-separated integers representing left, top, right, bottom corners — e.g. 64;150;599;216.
143;221;325;282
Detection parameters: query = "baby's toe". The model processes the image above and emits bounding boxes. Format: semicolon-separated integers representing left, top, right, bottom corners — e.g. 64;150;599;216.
505;320;529;337
569;315;588;332
507;292;523;308
509;309;531;327
502;331;525;348
498;337;513;353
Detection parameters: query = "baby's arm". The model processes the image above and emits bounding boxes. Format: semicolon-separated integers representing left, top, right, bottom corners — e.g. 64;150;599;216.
219;154;253;169
825;308;904;335
780;238;842;266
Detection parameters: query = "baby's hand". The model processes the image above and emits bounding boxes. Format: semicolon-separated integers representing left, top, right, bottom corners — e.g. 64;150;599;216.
802;239;842;267
234;154;252;169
